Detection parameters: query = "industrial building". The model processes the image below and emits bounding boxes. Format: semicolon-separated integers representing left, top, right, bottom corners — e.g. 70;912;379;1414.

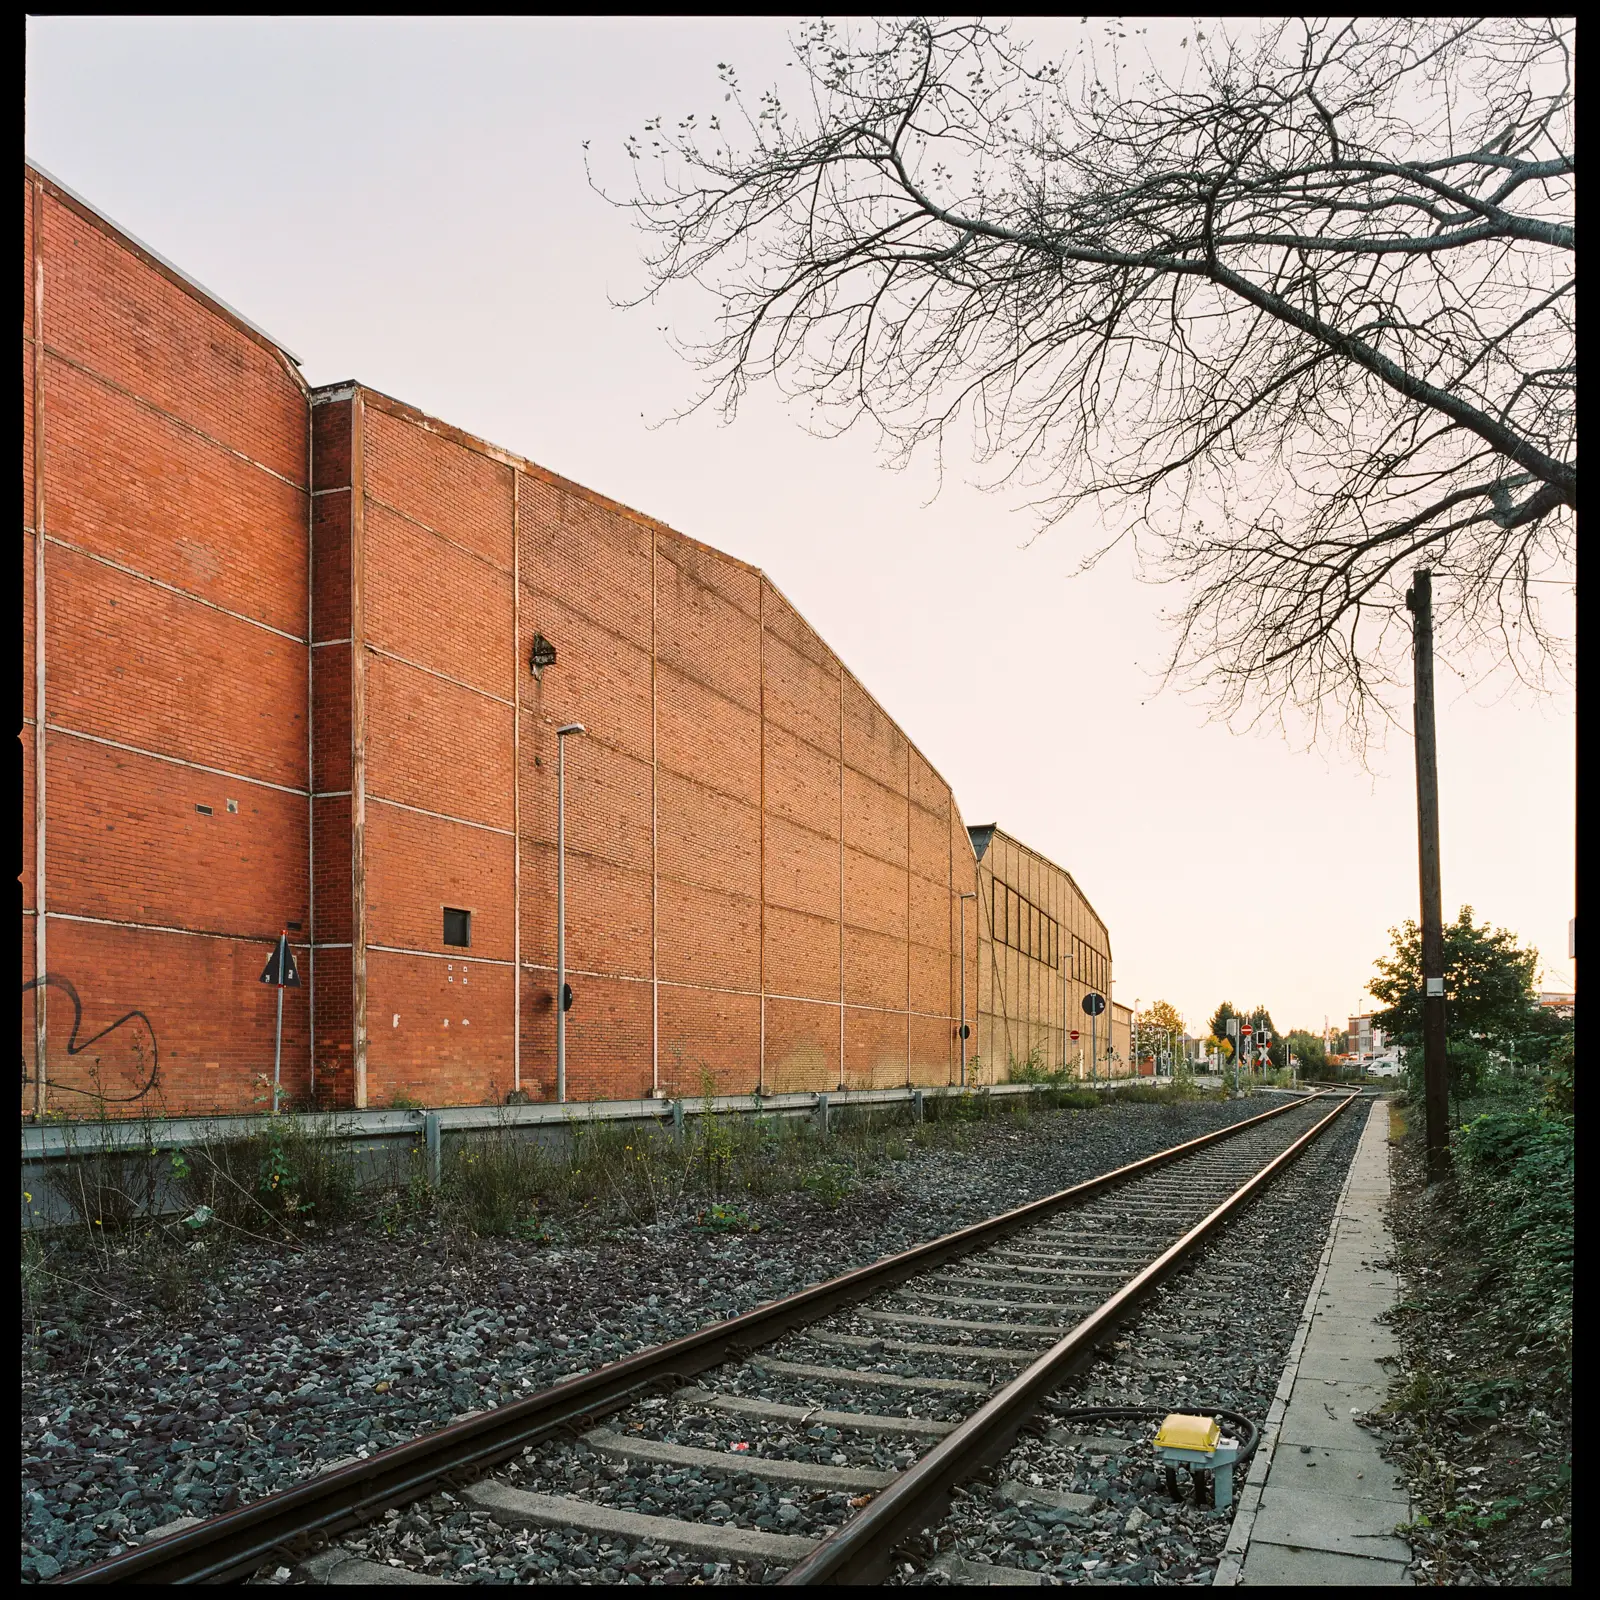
968;826;1126;1079
21;162;1117;1116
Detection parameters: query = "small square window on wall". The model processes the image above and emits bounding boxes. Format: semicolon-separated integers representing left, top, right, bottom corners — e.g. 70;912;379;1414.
443;908;471;948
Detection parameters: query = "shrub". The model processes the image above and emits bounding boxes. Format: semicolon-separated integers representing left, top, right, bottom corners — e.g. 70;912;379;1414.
171;1118;362;1233
1453;1101;1573;1368
43;1147;163;1233
440;1134;552;1238
1541;1036;1574;1115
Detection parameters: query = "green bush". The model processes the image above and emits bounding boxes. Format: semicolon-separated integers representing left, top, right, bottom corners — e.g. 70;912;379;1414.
1542;1036;1574;1115
694;1200;757;1232
1104;1080;1218;1105
1040;1086;1104;1110
1454;1103;1573;1367
800;1160;856;1208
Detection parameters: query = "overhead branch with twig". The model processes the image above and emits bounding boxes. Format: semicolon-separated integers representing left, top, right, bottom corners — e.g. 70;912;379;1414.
596;15;1574;752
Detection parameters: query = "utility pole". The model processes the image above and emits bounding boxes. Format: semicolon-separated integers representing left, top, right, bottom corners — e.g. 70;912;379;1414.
1406;570;1450;1180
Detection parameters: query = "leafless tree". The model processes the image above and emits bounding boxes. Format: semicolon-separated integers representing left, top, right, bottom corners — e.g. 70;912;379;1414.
601;17;1574;750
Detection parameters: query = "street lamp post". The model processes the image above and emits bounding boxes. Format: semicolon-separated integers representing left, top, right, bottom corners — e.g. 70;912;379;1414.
555;722;586;1104
959;892;976;1086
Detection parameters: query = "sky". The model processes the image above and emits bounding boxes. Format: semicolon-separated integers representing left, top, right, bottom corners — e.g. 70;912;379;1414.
24;16;1576;1037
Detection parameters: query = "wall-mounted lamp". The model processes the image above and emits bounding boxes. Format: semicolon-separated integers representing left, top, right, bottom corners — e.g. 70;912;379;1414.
528;633;557;677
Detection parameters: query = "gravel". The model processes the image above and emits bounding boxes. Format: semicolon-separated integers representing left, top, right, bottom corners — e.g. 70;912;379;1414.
20;1092;1274;1582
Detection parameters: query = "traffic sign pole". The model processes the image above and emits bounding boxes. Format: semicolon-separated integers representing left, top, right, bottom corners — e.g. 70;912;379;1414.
1080;992;1106;1087
259;929;301;1115
273;974;284;1115
272;931;287;1114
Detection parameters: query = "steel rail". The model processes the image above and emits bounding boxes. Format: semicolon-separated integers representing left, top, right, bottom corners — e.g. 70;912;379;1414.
778;1092;1358;1585
57;1091;1328;1585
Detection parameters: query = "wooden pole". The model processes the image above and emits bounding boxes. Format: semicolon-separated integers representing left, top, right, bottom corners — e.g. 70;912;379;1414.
1406;570;1451;1180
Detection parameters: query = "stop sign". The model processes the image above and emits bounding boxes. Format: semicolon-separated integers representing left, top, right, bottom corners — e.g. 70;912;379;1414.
1069;1029;1080;1041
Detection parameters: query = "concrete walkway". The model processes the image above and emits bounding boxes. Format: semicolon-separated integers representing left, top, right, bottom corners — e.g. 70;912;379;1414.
1214;1097;1413;1586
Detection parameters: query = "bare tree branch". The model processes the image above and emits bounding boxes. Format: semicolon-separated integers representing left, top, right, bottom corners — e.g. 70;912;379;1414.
597;15;1574;754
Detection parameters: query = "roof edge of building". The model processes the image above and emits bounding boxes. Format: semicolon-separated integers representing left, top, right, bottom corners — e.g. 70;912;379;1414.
978;824;1110;948
26;159;306;379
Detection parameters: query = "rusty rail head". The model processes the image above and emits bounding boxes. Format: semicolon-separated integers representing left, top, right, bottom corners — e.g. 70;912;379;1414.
57;1091;1327;1585
777;1092;1358;1586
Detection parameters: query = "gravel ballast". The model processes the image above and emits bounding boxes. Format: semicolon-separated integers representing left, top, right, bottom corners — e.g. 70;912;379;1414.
22;1092;1286;1582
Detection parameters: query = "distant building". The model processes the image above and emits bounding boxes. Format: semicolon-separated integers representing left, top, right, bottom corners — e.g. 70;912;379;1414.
967;826;1116;1081
1538;991;1575;1014
1347;1014;1384;1058
1111;1002;1132;1076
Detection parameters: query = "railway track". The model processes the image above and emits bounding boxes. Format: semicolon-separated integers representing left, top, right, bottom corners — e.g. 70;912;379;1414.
58;1090;1356;1587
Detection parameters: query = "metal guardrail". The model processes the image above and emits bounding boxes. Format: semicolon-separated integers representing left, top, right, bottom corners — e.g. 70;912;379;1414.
21;1077;1232;1229
20;1077;1180;1162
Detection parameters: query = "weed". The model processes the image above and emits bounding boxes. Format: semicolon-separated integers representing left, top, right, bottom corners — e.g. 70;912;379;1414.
440;1135;550;1238
697;1068;736;1203
800;1161;856;1208
695;1201;757;1232
168;1116;361;1234
1007;1047;1058;1084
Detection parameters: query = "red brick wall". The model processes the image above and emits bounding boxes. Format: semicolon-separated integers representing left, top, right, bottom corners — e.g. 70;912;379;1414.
351;395;517;1108
23;166;312;1118
321;385;981;1109
21;165;989;1117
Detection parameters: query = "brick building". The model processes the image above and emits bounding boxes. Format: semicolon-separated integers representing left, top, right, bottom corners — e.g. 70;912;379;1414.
22;162;1115;1117
1111;1001;1133;1074
966;826;1121;1080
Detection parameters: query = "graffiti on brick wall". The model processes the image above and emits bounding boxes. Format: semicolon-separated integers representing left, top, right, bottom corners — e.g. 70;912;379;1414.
20;975;160;1104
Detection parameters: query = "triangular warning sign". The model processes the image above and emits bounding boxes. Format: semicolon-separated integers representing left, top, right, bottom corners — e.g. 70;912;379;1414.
260;936;302;988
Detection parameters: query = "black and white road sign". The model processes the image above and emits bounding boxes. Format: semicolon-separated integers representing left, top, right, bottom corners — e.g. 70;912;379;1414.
1081;991;1106;1016
259;934;301;988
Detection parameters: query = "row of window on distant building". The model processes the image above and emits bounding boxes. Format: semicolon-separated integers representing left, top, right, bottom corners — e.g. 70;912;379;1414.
990;880;1107;991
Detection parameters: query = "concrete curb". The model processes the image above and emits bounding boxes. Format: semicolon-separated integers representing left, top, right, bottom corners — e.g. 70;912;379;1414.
1210;1097;1388;1587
